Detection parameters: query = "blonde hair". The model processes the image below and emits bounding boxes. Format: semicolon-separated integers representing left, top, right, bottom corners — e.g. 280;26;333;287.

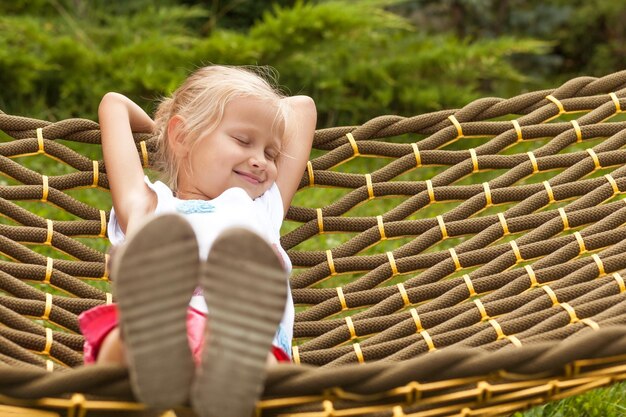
152;65;286;190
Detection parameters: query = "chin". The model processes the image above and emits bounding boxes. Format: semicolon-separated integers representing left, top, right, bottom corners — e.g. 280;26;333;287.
250;186;269;199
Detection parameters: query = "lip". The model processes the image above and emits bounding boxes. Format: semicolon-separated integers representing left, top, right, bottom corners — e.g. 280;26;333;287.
234;170;262;184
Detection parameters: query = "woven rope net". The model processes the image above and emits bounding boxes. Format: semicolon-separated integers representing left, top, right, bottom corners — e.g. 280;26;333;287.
0;72;626;416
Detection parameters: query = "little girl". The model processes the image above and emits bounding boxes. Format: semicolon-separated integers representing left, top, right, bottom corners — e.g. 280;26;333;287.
78;65;316;417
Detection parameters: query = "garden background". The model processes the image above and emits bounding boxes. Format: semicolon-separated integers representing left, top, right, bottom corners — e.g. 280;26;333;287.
1;0;625;416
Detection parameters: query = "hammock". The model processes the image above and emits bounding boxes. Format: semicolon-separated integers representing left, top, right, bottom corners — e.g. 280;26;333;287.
0;72;625;417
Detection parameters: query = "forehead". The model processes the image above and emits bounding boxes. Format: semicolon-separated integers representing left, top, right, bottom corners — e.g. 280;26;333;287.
221;98;284;142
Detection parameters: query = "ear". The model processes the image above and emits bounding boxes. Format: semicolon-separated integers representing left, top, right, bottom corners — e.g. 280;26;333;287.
167;115;188;157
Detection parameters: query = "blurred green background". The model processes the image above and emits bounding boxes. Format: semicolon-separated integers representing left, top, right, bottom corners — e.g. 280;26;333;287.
1;1;625;416
1;0;625;126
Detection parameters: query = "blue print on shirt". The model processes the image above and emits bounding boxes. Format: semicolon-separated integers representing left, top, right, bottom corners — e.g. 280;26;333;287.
176;200;215;214
275;324;292;359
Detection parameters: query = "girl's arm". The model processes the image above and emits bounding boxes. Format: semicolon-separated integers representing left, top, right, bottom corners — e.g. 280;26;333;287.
275;95;317;215
99;92;157;235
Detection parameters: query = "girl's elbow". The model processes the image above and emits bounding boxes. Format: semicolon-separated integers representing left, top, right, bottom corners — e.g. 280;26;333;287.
99;92;129;112
293;95;317;116
100;92;121;105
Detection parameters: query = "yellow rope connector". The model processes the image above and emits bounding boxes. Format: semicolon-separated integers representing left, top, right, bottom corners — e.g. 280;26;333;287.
558;208;570;230
525;265;539;288
586;148;601;170
559;302;580;324
527;151;539;173
376;215;387;240
573;232;587;254
411;143;422;167
306;161;314;186
397;283;410;307
507;335;523;347
449;248;462;271
546;94;566;114
543;181;555;204
613;272;625;293
336;287;348;310
99;210;107;238
292;346;300;365
41;175;49;202
410;308;424;332
605;174;620;196
421;330;436;352
425;180;435;203
448;115;464;138
571;120;582;143
483;182;492;206
323;400;335;415
541;285;559;306
317;208;324;234
591;254;605;276
326;250;337;276
497;213;510;235
387;252;399;276
393;406;406;417
36;127;45;153
474;299;489;321
92;160;99;187
41;328;53;355
510;241;523;263
581;318;600;330
469;148;479;172
488;318;506;340
45;219;53;246
346;132;360;156
365;173;374;200
44;257;53;284
345;316;357;340
436;215;448;239
103;253;110;281
463;274;477;297
511;119;523;142
353;342;365;363
609;92;621;113
42;293;52;321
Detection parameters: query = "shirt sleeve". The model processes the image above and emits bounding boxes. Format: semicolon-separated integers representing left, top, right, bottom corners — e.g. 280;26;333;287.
255;183;284;235
106;177;176;246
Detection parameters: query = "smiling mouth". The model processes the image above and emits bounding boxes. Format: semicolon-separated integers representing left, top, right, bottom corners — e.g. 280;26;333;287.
235;171;262;184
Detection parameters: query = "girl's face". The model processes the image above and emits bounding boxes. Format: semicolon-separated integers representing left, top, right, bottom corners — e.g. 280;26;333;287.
174;98;283;200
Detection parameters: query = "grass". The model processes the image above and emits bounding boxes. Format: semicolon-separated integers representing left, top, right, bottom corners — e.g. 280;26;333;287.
513;382;626;417
1;111;626;416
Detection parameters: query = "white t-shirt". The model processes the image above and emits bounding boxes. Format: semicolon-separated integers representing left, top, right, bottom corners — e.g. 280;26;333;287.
108;177;294;358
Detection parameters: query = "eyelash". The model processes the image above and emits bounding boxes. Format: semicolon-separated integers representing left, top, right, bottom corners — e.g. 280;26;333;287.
233;136;278;161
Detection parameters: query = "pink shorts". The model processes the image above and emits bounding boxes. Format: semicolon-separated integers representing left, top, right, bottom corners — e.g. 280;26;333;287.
78;304;291;365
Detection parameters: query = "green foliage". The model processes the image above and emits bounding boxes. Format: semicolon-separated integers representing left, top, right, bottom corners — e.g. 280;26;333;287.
390;0;626;82
0;0;548;126
514;382;626;417
549;0;626;76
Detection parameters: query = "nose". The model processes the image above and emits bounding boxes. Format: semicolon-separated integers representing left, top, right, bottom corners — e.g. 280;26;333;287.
249;152;267;169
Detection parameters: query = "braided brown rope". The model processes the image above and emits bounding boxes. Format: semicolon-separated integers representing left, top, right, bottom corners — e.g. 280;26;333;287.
0;72;625;416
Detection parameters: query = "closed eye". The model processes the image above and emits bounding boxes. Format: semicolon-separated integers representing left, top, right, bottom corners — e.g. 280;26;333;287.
232;135;249;145
265;149;279;160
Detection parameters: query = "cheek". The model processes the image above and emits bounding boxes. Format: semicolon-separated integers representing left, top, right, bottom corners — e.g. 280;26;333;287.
269;164;279;181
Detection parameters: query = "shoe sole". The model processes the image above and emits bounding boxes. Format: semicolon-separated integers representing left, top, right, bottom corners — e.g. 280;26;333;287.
191;228;288;417
113;214;199;408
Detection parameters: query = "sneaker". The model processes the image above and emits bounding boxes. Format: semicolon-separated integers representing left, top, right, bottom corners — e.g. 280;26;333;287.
191;228;288;417
113;214;199;408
